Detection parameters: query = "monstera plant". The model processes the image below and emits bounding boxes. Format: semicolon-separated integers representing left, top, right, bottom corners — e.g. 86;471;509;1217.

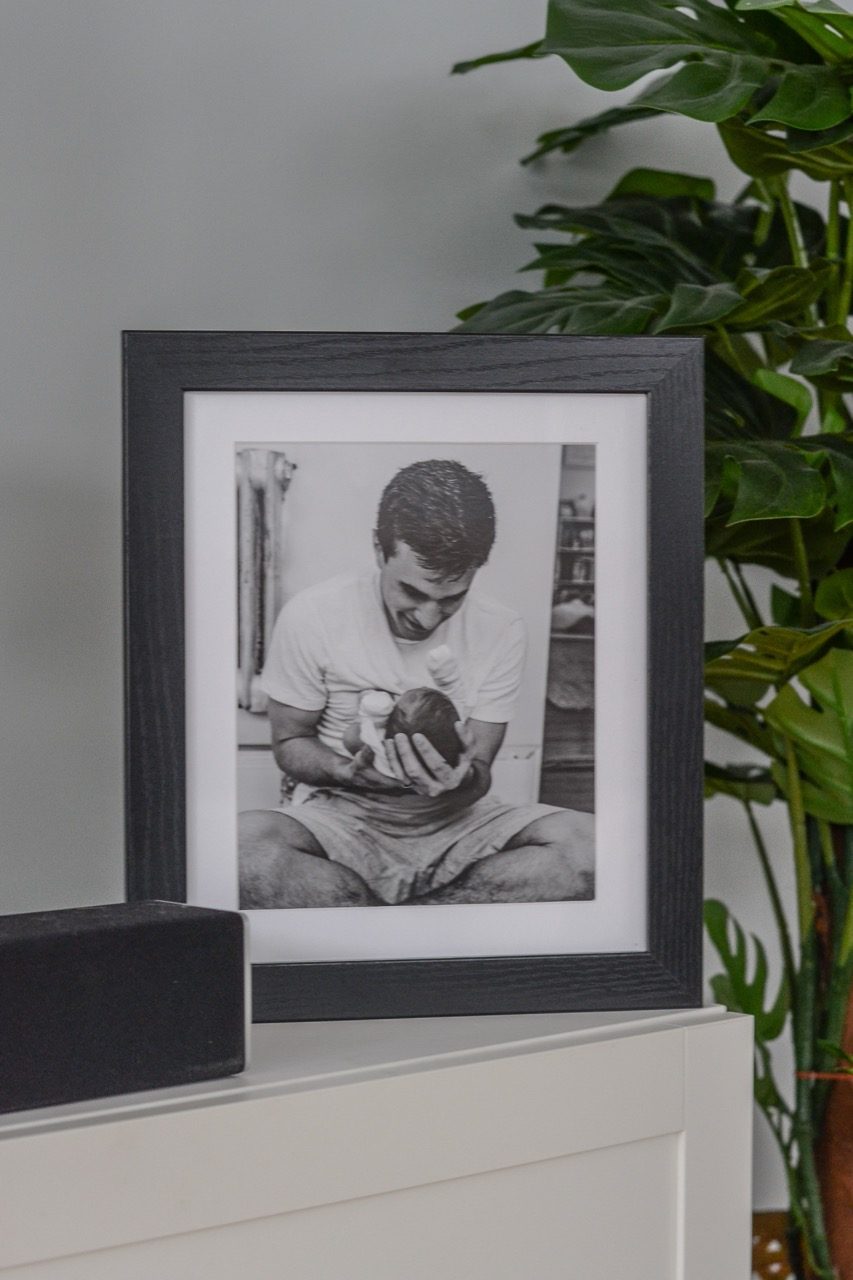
453;2;853;1276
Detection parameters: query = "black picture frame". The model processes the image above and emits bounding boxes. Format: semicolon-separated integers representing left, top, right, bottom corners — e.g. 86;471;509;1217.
124;331;704;1021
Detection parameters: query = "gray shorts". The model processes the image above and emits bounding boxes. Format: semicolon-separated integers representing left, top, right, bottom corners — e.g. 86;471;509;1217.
276;787;563;904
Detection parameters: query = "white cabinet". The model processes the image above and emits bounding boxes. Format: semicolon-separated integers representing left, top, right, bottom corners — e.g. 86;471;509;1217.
0;1007;751;1279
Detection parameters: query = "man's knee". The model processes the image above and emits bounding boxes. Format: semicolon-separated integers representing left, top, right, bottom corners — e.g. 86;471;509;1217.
239;810;318;908
510;809;595;896
239;809;321;857
238;809;379;908
537;841;594;899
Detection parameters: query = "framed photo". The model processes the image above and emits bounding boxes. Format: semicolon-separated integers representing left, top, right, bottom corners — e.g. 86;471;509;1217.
124;332;703;1020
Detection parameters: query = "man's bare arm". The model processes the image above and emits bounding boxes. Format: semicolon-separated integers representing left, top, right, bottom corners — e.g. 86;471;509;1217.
463;718;507;800
267;698;401;792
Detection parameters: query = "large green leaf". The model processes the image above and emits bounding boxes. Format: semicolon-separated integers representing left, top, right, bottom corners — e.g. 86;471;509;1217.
556;292;666;333
791;338;853;385
748;65;851;131
727;262;832;326
705;435;853;533
705;761;778;803
705;697;777;754
654;281;745;331
514;201;717;279
786;115;853;153
544;0;774;93
515;193;773;283
705;899;789;1043
815;568;853;620
454;290;579;334
454;286;666;334
737;0;853;61
752;368;813;431
719;117;853;180
705;348;799;440
705;440;826;523
704;620;850;705
796;436;853;528
544;0;853;132
521;104;660;164
765;647;853;821
521;240;695;293
771;582;804;625
770;760;853;820
706;506;850;577
634;54;767;121
608;167;717;201
514;191;824;289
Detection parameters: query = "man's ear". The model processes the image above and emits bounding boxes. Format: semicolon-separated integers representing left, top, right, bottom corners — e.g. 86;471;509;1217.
372;532;385;566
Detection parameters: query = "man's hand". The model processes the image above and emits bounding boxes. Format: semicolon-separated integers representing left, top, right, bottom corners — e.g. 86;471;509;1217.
337;745;407;793
385;721;477;798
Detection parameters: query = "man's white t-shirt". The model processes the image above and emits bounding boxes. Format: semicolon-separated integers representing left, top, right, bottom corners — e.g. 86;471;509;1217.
261;569;526;755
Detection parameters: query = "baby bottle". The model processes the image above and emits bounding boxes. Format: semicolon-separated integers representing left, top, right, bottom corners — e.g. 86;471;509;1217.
359;690;394;736
358;690;396;777
427;645;466;712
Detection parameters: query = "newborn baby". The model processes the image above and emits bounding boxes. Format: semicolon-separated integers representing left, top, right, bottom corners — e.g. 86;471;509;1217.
342;685;462;777
386;686;462;768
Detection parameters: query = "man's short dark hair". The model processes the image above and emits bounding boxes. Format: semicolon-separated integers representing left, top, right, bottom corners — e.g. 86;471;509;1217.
375;459;496;578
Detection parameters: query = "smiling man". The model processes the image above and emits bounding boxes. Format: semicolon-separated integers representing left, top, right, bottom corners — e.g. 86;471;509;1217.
238;459;593;908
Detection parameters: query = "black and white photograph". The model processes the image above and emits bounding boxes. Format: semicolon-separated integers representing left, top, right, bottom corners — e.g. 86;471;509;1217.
180;377;655;974
235;444;597;910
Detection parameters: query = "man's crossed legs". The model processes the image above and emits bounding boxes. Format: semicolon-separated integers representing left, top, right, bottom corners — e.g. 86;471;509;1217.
239;807;594;908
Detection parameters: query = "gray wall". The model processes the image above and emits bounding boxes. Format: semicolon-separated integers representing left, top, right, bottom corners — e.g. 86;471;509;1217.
1;1;792;1205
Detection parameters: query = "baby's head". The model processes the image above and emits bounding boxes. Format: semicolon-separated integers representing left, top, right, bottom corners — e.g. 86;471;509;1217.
386;687;461;767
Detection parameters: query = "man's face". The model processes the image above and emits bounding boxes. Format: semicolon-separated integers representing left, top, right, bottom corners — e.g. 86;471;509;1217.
374;538;476;641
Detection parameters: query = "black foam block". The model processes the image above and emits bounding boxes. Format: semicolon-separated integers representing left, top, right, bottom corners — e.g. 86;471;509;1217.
0;901;247;1114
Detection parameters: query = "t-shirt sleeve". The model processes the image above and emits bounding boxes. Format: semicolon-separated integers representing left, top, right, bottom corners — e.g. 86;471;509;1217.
260;592;327;711
471;616;527;724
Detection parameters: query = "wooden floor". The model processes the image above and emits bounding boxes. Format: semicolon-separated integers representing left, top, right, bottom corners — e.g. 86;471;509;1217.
539;761;594;813
539;705;594;813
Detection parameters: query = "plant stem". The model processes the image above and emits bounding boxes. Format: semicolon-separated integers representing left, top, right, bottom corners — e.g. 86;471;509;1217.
732;560;765;629
786;738;815;947
819;877;853;1113
793;1098;835;1280
844;826;853;888
745;800;797;995
775;178;821;331
718;557;761;631
813;819;850;1127
818;817;846;915
819;386;842;433
789;520;816;627
785;746;835;1279
839;875;853;969
777;179;809;272
793;941;835;1280
754;179;776;248
828;181;841;264
817;939;853;1116
827;180;842;321
835;177;853;328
